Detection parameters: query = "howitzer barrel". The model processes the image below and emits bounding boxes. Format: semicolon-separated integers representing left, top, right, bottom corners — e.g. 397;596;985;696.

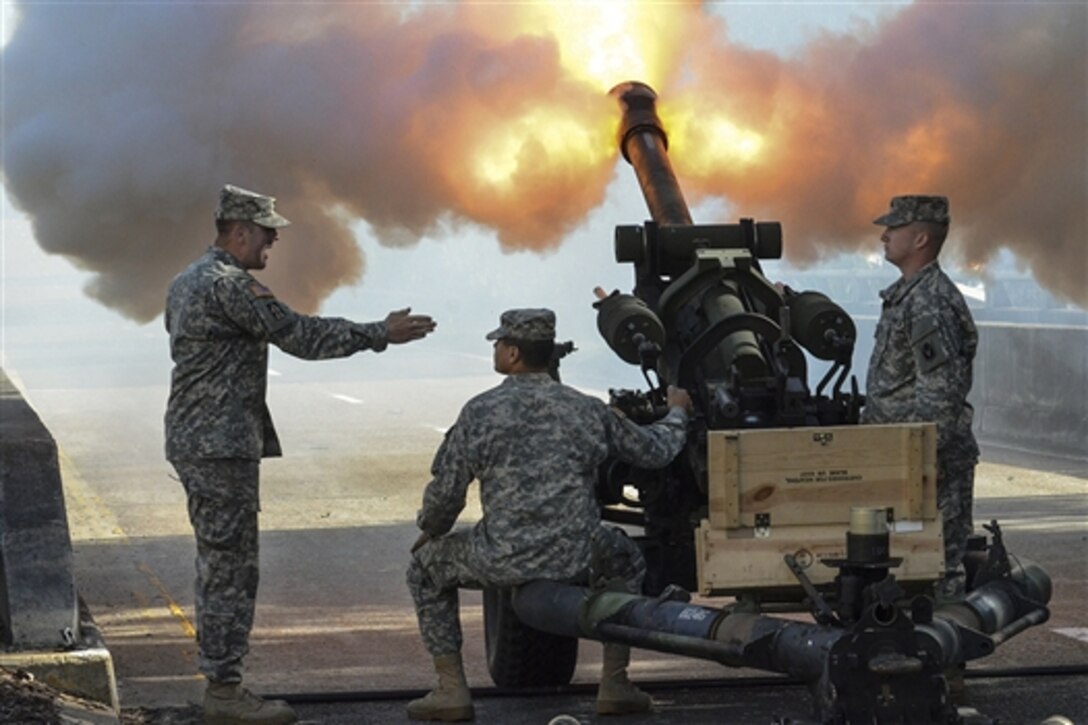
610;81;692;226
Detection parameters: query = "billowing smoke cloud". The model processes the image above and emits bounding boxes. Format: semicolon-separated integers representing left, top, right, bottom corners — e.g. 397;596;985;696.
2;2;1084;321
667;3;1087;307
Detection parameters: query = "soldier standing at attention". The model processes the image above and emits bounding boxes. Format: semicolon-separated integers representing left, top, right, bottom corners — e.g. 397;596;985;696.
165;184;436;725
861;195;979;600
405;308;693;722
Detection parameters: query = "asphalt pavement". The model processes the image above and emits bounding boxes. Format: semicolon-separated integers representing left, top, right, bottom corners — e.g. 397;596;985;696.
10;366;1088;725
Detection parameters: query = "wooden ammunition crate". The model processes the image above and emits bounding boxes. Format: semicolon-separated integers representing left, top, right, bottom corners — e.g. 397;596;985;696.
696;422;944;595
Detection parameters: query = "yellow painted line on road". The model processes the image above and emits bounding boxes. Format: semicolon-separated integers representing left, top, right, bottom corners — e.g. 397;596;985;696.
137;562;197;640
58;447;196;642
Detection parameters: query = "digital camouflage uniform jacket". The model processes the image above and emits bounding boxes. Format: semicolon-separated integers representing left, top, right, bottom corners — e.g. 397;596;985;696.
861;261;980;469
165;246;388;466
416;372;688;587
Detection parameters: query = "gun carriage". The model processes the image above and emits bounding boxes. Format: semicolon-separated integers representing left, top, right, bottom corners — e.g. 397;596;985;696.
482;82;1050;724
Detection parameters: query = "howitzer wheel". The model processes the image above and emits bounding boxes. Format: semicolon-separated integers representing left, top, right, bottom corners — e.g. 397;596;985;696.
483;587;578;687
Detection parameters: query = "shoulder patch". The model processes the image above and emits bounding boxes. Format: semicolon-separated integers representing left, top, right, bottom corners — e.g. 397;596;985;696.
249;281;275;299
253;297;293;333
910;315;950;374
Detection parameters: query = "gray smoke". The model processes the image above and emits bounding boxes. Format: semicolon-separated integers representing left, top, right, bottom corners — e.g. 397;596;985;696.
2;2;1084;321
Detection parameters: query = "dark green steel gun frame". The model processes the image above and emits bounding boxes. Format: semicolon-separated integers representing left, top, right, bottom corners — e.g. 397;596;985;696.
594;81;861;592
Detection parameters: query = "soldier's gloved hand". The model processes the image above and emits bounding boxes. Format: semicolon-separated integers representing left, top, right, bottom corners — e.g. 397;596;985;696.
666;385;693;414
385;307;437;344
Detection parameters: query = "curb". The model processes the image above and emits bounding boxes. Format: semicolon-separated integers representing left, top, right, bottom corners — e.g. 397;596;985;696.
0;596;120;715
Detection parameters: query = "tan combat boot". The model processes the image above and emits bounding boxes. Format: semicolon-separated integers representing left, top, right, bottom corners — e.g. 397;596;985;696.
406;652;475;721
596;643;652;715
203;681;298;725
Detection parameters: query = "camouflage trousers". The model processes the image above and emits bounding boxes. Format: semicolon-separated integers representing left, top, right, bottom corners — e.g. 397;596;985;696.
938;460;976;577
172;459;260;684
407;525;644;656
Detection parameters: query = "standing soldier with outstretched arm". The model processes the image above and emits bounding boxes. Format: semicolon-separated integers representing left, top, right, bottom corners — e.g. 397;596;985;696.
165;184;436;725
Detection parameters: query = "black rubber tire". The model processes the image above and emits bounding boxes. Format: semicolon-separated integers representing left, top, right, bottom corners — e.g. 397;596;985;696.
483;587;579;688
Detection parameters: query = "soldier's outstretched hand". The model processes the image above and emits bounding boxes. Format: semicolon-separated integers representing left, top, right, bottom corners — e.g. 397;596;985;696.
385;308;437;344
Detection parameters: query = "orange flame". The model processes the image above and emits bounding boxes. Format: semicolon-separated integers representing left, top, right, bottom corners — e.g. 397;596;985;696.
423;1;770;245
463;1;683;93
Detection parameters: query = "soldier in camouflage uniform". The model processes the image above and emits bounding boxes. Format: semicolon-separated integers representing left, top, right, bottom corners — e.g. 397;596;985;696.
405;308;692;721
861;195;979;600
165;184;436;725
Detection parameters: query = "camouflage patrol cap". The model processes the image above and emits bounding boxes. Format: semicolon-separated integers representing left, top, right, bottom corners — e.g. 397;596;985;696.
873;195;950;227
215;184;291;228
485;308;556;341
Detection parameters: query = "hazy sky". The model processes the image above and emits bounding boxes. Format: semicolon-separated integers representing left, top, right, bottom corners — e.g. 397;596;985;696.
1;2;1084;399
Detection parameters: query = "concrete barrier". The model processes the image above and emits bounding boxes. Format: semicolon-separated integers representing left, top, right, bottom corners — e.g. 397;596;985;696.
0;367;118;711
973;323;1088;461
0;368;79;648
849;319;1087;463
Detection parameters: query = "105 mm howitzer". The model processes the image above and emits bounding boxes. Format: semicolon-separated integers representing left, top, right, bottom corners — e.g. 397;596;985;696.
480;82;1051;724
593;82;867;595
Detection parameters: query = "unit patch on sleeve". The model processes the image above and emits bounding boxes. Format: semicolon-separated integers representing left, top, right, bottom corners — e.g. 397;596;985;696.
910;316;949;374
247;285;292;334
